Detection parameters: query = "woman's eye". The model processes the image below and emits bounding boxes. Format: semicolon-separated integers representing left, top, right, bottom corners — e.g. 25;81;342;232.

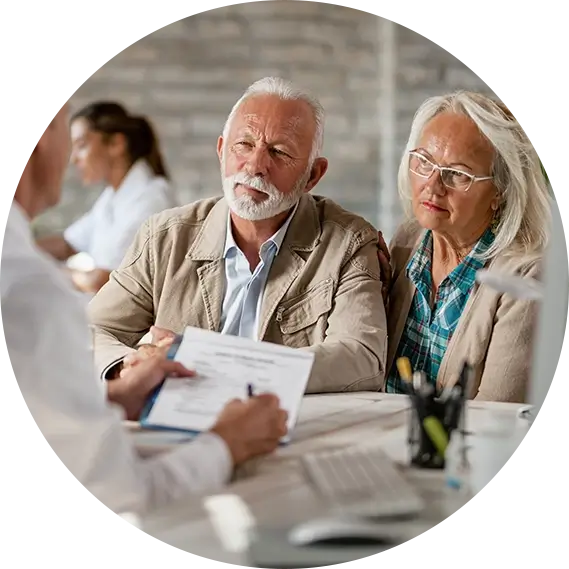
450;170;470;182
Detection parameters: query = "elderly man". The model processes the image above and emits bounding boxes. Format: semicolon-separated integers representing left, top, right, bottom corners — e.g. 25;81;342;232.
89;77;387;399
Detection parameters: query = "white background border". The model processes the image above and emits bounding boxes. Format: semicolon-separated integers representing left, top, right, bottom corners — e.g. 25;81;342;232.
0;1;566;568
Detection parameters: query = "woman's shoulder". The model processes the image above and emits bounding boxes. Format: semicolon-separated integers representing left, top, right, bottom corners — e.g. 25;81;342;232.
144;174;179;206
389;218;424;273
389;218;423;248
490;248;544;280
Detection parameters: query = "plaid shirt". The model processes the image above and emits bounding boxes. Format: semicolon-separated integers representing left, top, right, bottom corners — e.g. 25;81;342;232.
386;227;495;394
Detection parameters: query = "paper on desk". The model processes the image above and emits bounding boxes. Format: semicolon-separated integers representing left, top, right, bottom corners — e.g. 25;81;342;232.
142;327;315;440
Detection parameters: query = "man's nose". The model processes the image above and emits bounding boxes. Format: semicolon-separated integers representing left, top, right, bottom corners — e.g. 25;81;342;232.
244;147;270;177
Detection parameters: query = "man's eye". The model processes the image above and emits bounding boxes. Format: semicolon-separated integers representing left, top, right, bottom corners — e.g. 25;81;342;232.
271;148;288;157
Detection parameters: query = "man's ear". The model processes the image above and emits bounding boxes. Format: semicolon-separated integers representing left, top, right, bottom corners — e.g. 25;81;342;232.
217;136;224;164
304;157;328;193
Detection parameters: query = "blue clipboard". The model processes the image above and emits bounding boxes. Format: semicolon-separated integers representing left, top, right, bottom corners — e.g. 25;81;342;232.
138;335;200;435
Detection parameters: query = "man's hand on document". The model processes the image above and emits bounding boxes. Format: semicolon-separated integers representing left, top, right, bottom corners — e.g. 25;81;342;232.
211;394;289;465
121;326;177;371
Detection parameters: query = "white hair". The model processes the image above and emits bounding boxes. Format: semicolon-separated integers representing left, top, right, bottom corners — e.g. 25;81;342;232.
221;76;325;165
398;90;551;260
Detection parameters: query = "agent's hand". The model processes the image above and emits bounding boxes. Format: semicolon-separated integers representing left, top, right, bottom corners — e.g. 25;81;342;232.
107;355;194;421
210;393;288;465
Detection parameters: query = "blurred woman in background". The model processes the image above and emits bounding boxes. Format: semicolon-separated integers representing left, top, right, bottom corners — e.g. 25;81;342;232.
37;102;178;293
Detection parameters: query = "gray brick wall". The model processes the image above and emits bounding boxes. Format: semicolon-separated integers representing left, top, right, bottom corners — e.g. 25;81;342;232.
34;0;495;242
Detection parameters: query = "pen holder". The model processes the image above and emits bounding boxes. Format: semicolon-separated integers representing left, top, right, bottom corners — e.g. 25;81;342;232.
407;391;465;470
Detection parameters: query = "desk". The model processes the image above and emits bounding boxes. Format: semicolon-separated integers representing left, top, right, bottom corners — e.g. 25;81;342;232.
130;393;525;565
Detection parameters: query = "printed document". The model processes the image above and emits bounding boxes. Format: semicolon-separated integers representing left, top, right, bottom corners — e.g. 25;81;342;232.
141;327;315;441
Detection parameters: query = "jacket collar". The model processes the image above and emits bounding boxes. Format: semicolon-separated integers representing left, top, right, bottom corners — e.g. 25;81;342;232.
187;193;321;261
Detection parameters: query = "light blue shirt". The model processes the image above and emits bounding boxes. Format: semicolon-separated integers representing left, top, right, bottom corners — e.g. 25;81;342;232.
220;206;297;340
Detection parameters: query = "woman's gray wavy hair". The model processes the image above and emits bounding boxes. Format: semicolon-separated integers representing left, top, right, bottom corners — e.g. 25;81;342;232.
398;90;551;260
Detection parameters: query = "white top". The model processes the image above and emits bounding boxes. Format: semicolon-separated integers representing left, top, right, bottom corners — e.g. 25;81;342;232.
1;202;232;515
64;160;178;270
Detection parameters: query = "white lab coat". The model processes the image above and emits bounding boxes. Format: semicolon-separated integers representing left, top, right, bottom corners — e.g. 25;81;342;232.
1;202;232;515
64;160;177;270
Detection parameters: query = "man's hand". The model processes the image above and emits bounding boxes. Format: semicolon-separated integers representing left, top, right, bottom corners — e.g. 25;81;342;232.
122;326;177;371
377;230;392;305
150;326;177;344
107;355;194;421
210;394;288;465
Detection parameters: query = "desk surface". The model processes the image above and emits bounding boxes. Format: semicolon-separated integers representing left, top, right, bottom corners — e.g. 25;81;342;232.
130;393;525;565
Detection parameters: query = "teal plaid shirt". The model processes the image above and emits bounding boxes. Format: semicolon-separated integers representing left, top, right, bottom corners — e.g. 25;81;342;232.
386;227;495;393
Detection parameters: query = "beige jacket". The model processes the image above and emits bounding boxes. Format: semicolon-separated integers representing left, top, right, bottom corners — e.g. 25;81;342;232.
385;220;542;403
88;194;387;393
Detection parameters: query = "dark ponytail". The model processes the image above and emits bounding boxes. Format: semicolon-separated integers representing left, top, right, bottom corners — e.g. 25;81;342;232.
71;101;170;180
126;116;169;179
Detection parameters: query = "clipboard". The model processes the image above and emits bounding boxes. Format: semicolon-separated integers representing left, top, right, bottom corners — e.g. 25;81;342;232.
139;335;190;433
139;328;313;446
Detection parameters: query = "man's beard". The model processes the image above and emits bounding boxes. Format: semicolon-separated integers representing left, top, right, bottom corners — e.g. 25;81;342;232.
221;163;310;221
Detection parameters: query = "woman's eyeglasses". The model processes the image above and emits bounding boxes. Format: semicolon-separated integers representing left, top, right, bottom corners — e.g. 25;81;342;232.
408;151;493;192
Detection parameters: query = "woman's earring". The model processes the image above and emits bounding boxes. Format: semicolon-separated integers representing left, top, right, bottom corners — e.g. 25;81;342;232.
490;203;501;234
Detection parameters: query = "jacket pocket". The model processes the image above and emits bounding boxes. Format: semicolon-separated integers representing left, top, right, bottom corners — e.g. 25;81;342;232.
276;278;334;335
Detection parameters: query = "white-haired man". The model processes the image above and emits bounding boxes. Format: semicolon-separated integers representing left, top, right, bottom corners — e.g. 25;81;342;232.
89;77;388;403
1;104;288;515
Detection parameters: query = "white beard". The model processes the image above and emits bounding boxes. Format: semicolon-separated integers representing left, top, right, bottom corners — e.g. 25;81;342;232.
221;167;310;221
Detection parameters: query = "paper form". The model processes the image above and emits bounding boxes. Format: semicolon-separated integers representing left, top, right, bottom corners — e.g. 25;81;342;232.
142;327;315;440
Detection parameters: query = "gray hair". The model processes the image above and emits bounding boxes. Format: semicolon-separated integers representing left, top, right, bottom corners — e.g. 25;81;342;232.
221;76;325;165
398;90;551;260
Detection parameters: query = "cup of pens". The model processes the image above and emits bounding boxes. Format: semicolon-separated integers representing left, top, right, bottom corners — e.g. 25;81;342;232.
396;357;469;470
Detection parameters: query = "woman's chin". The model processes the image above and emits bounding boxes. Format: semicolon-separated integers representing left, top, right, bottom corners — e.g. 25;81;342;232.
415;212;450;232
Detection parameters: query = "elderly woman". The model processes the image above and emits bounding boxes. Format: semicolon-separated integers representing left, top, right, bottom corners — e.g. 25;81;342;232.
385;91;551;402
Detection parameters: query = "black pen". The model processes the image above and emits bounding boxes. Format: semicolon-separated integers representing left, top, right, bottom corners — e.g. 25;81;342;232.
247;383;254;398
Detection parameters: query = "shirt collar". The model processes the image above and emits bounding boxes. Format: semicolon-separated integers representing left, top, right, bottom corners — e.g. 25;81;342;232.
406;230;433;298
447;226;495;294
108;160;155;203
9;201;33;240
223;201;299;259
406;227;495;296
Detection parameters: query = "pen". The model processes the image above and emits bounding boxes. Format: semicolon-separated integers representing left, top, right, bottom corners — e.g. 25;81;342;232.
443;386;462;428
413;371;425;393
396;357;415;394
247;383;254;398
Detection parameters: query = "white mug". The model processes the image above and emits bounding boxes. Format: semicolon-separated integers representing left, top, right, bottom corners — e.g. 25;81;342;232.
468;412;528;494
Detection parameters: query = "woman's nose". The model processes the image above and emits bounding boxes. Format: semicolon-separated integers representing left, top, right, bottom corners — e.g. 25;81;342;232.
424;168;447;196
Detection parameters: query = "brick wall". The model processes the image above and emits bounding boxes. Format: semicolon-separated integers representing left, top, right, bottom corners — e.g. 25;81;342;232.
35;0;495;241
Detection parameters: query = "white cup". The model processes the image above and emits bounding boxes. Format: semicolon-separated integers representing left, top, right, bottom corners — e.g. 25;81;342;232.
468;412;527;494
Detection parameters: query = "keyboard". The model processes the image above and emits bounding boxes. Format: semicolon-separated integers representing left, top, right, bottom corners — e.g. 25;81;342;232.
301;445;425;519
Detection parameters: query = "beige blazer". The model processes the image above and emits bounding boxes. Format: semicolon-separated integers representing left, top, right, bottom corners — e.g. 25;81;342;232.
88;194;387;393
385;220;542;403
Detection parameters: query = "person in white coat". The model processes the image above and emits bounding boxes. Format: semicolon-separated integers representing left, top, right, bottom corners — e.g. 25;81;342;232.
1;103;288;516
37;101;178;293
